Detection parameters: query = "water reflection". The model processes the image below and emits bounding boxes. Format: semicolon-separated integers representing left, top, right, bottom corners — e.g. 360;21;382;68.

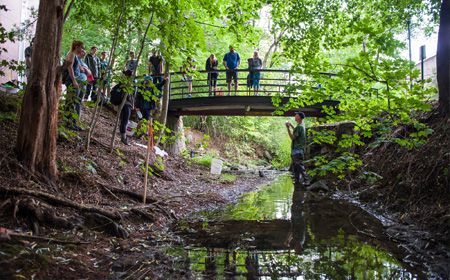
170;174;423;279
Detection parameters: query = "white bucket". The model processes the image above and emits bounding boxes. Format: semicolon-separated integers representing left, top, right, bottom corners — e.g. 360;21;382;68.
210;158;223;175
126;121;137;136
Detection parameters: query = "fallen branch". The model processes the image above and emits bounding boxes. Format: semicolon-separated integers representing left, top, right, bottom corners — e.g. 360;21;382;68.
100;184;121;201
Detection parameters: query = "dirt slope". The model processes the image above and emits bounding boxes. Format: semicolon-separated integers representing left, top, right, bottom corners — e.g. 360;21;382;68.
0;92;270;279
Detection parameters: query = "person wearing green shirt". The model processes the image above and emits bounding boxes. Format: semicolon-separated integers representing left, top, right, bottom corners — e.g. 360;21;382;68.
286;111;310;186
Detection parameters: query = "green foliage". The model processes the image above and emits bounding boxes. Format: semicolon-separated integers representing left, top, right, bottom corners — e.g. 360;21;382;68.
192;149;220;167
180;149;192;165
192;156;212;168
359;171;383;183
271;136;291;169
195;134;210;149
218;173;236;184
306;152;363;179
267;229;405;279
184;115;297;167
0;7;18;78
79;156;98;174
116;149;127;166
263;0;442;179
140;163;158;177
155;157;164;171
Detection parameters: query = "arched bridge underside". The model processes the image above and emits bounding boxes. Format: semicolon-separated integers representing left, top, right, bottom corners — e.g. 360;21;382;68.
168;96;340;117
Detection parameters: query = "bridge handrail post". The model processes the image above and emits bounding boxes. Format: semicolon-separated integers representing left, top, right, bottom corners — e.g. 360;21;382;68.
208;70;212;97
168;73;172;100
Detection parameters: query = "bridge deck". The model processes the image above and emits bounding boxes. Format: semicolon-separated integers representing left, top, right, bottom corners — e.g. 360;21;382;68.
168;96;339;117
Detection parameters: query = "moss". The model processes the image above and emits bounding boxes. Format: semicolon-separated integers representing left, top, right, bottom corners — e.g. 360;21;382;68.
219;174;237;184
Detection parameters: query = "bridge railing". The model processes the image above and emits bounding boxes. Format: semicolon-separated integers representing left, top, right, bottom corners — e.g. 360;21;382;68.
167;69;328;99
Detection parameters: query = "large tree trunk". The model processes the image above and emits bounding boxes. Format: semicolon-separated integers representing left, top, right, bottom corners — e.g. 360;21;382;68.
16;0;66;182
437;0;450;115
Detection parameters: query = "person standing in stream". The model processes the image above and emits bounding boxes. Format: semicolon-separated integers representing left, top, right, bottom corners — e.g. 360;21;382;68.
286;111;310;186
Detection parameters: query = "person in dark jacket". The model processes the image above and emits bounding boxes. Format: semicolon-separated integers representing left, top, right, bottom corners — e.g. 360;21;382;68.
205;53;219;96
119;70;137;146
135;75;168;121
84;46;101;101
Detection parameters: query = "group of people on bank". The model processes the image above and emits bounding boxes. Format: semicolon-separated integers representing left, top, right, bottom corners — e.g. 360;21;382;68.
28;40;265;144
62;41;109;131
62;40;169;145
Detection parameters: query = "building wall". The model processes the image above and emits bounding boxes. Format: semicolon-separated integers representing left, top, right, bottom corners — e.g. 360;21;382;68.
414;55;437;87
0;0;39;84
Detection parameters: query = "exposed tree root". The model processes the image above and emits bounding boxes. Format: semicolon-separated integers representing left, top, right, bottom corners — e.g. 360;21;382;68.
0;187;122;220
84;212;129;238
130;208;156;222
7;232;90;245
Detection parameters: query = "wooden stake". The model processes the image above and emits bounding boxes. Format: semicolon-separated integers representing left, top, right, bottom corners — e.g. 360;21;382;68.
143;118;153;204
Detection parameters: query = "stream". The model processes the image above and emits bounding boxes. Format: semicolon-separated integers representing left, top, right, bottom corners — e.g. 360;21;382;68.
167;173;449;279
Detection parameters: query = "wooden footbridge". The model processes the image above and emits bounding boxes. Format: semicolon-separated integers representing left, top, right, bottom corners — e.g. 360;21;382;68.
166;69;339;117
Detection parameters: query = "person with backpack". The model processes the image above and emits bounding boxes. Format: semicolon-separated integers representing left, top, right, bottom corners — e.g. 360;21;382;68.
248;51;263;96
64;40;85;131
135;75;169;121
110;70;137;145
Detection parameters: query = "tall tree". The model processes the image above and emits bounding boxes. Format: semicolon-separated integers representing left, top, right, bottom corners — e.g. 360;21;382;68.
16;0;66;182
437;0;450;114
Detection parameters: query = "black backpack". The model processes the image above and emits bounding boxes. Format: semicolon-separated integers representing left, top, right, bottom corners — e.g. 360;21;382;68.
62;58;69;83
62;69;69;83
110;83;124;105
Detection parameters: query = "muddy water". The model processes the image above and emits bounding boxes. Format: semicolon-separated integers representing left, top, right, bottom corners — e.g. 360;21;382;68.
169;174;440;279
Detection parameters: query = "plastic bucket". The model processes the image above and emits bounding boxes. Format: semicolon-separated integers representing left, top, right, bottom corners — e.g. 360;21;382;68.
126;121;137;136
210;158;223;175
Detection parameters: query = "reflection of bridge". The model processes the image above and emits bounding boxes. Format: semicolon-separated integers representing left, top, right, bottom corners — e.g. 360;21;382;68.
167;69;339;117
172;191;412;279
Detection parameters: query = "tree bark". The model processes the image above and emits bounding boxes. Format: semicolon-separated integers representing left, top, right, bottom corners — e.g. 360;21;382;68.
16;0;66;182
437;0;450;115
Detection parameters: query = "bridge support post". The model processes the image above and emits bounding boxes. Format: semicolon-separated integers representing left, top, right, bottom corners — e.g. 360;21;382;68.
164;115;186;155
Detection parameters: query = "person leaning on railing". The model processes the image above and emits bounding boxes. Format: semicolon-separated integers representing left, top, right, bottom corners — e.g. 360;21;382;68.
248;51;262;96
205;53;219;96
223;45;241;96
